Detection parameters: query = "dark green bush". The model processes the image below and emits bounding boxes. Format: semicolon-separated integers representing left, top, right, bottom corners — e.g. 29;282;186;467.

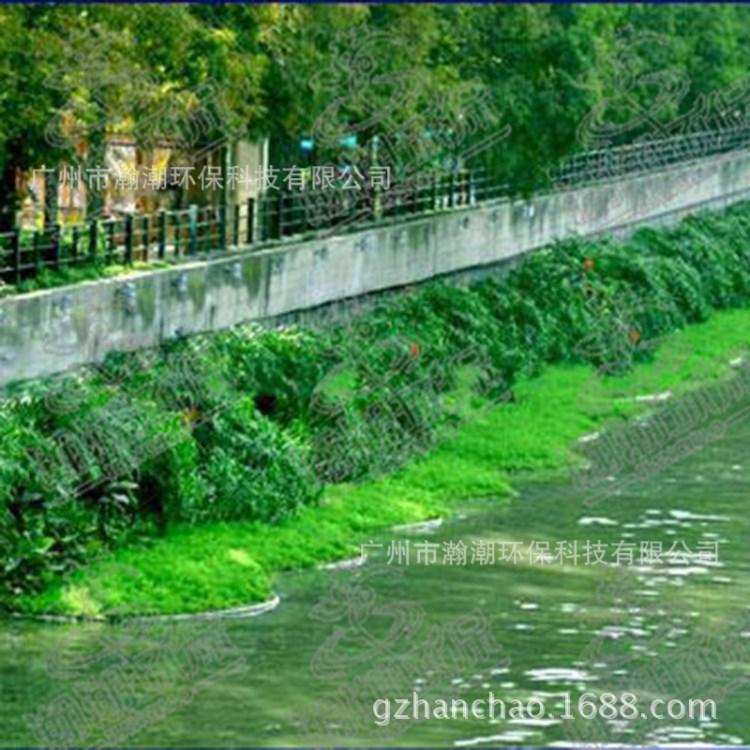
0;406;96;605
195;398;321;524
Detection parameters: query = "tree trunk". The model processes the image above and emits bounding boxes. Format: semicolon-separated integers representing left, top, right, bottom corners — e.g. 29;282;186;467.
0;161;19;231
86;104;108;219
44;169;59;229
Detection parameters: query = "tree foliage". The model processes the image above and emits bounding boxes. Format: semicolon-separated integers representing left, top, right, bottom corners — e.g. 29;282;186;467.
2;4;750;218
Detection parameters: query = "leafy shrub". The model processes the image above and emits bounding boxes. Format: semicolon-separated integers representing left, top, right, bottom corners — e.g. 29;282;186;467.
0;406;94;607
136;418;209;534
195;398;321;523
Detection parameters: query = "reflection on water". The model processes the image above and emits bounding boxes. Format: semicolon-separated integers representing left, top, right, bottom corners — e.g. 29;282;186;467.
1;433;749;747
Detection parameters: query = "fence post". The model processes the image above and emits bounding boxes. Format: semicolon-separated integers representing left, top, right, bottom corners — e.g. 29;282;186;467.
276;192;284;239
89;219;98;262
219;204;227;251
201;208;209;254
289;193;298;235
53;223;62;271
207;207;213;252
124;214;134;265
33;229;41;274
72;226;79;265
189;204;198;255
158;211;166;260
173;212;181;258
12;230;20;285
233;204;240;247
142;215;150;262
106;220;115;264
246;197;255;245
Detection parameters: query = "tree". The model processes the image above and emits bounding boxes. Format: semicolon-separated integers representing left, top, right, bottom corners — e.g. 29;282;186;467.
0;7;70;228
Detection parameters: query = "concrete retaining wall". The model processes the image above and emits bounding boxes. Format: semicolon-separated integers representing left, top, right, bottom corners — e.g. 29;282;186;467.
2;150;750;387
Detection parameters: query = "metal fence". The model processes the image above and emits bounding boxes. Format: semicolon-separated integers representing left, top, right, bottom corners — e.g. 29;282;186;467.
0;206;228;285
2;128;747;286
554;128;750;188
0;169;504;286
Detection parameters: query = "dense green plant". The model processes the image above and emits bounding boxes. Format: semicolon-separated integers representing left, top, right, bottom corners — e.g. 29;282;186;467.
135;421;208;534
6;201;750;607
0;406;95;606
211;325;330;425
195;398;320;523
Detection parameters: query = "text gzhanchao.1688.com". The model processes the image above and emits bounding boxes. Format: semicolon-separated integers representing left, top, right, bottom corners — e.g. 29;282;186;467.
372;691;717;726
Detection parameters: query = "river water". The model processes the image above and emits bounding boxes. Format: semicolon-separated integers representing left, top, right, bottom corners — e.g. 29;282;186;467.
1;426;749;747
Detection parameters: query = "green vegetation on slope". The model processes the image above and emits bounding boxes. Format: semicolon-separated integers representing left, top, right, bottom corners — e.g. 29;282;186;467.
20;305;750;616
5;202;750;614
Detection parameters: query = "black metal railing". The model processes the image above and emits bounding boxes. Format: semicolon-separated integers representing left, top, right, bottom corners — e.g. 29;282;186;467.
3;128;748;287
554;128;750;188
1;169;495;285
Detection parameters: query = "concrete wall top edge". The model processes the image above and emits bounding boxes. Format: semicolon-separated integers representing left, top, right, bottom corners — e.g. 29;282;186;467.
3;149;750;386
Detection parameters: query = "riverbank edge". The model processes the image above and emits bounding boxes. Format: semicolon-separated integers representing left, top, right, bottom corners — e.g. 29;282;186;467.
13;305;750;619
10;594;281;624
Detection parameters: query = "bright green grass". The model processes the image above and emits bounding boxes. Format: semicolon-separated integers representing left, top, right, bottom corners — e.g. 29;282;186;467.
18;305;750;617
